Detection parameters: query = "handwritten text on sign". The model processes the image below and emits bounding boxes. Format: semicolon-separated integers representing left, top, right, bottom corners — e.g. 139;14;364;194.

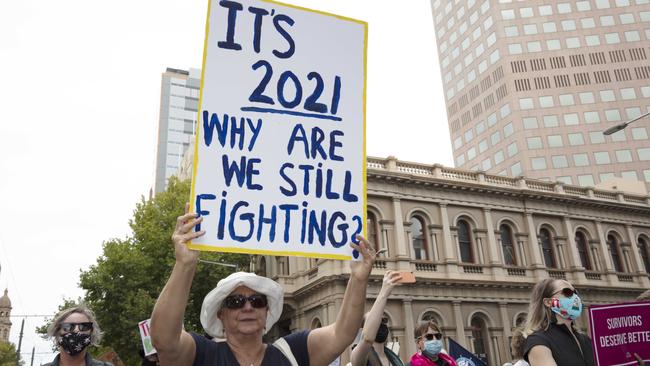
589;301;650;366
189;0;367;260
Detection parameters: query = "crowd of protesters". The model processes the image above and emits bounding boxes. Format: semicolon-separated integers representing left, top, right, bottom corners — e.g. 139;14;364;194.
46;209;649;366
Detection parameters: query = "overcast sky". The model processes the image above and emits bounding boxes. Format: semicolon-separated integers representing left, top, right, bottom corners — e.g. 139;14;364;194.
0;0;450;363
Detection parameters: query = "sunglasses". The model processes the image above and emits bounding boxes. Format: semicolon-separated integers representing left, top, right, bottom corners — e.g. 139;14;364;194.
223;294;268;309
553;287;578;298
421;333;443;341
60;322;93;333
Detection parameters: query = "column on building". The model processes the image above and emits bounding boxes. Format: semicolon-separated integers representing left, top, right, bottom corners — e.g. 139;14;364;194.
595;221;618;284
524;213;546;279
452;301;466;348
562;217;588;284
483;208;504;277
392;198;411;270
439;203;459;273
498;302;511;362
402;298;416;358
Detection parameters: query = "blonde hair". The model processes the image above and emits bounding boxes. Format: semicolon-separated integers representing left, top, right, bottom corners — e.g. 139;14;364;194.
510;327;526;359
47;305;103;346
523;278;557;336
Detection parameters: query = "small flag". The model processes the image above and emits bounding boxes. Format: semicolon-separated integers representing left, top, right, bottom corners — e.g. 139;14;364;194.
448;338;488;366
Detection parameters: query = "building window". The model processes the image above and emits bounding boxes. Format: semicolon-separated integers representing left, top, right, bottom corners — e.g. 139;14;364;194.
575;231;592;270
500;224;517;265
552;155;569;168
311;318;322;329
638;237;650;273
532;157;547;170
568;133;585;146
523;117;538;129
527;137;543;149
458;219;474;263
607;234;624;272
410;216;429;260
594;152;611;165
590;131;606;144
539;228;556;268
471;316;490;364
578;174;595;186
547;135;563;148
615;150;633;163
367;211;381;252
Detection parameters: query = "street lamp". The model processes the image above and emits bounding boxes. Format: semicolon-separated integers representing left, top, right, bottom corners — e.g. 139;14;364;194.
603;110;650;135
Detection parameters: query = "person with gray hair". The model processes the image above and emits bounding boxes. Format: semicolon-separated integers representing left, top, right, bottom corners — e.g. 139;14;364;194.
43;305;112;366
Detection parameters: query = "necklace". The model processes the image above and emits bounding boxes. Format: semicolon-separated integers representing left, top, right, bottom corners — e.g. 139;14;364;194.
232;344;266;366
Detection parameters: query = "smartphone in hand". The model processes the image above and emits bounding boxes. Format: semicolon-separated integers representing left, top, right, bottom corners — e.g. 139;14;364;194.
396;271;416;283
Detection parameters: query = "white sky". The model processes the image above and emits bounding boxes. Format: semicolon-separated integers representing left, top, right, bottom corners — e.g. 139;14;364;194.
0;0;450;363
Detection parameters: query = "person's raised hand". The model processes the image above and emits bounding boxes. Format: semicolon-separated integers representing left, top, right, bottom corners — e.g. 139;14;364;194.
172;203;205;266
349;234;376;282
379;270;401;296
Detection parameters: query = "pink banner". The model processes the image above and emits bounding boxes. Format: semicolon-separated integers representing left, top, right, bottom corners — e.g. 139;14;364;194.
589;301;650;366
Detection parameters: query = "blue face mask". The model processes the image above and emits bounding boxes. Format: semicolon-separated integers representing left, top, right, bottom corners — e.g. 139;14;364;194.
550;294;583;321
424;339;443;355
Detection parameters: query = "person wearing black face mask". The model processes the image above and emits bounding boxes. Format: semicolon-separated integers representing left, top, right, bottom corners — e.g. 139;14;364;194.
350;271;404;366
43;305;112;366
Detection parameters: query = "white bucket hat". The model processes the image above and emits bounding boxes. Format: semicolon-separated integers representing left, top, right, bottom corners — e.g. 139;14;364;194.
200;271;284;338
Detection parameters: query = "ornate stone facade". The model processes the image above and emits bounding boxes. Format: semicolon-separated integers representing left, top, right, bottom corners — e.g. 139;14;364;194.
257;157;650;365
0;289;12;343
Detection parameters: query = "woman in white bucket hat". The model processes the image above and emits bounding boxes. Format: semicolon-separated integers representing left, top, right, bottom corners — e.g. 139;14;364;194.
151;206;377;366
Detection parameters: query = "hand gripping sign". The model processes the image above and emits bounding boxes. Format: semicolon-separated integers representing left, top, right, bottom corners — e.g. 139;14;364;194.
189;0;367;260
589;301;650;366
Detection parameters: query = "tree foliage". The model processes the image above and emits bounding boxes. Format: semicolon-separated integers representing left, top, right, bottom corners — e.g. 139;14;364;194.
0;342;22;366
41;177;249;366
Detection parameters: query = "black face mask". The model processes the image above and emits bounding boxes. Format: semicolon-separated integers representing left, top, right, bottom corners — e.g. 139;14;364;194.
375;323;389;343
59;332;91;356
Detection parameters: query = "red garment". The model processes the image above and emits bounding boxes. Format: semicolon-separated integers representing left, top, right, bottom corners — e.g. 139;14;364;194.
409;352;458;366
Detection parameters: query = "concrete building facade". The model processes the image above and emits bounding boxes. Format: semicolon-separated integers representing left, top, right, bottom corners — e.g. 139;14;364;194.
0;289;12;343
257;157;650;365
153;68;200;193
430;0;650;190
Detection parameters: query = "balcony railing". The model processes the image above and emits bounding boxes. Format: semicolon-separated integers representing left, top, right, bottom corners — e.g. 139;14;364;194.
548;270;567;279
413;260;437;272
506;267;526;276
618;274;634;282
366;157;649;206
585;271;602;281
462;265;484;274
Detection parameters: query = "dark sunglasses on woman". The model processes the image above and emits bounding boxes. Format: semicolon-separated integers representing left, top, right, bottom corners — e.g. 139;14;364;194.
553;287;578;298
422;333;443;341
60;322;93;333
223;294;268;309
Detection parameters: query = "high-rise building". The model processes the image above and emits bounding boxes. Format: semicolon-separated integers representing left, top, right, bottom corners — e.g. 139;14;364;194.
430;0;650;191
153;68;200;193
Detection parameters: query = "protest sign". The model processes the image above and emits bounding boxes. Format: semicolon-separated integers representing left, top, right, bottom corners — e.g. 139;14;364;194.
138;319;156;356
189;0;367;260
589;301;650;366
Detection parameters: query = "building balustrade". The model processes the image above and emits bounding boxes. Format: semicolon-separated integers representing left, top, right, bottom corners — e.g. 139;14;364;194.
462;264;484;274
585;271;602;280
617;274;634;282
506;267;526;276
548;270;567;279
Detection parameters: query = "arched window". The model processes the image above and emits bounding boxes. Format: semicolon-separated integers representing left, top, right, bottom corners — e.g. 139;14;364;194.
410;216;429;260
367;211;381;252
575;231;591;270
500;224;517;265
538;228;556;268
311;318;322;329
421;311;442;326
607;234;624;272
638;237;650;274
515;313;527;328
471;316;489;364
257;257;267;276
458;219;474;263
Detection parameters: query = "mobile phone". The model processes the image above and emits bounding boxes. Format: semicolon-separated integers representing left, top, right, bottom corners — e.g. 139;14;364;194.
397;271;416;283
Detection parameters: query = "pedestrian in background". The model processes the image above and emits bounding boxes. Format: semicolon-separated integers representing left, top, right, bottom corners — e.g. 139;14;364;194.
350;270;404;366
43;305;112;366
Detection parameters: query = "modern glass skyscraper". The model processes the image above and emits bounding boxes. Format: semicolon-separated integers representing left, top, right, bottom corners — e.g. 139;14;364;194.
153;67;200;193
431;0;650;191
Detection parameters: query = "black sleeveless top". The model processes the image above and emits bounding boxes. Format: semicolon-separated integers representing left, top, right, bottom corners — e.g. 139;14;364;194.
191;331;310;366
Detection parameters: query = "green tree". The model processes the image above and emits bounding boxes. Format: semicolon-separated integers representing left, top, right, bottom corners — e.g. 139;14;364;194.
0;342;22;366
41;177;249;366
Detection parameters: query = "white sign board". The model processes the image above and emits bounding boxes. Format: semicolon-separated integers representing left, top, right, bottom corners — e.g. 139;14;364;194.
138;319;156;356
189;0;367;260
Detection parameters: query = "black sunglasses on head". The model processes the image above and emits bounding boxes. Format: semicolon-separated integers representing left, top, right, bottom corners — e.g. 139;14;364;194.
60;322;93;333
223;294;268;309
553;287;578;298
421;333;443;341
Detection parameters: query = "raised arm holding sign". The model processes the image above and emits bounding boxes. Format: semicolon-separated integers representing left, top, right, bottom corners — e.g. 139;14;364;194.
150;205;377;366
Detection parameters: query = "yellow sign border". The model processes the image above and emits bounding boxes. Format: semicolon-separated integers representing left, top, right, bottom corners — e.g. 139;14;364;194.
188;0;368;260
